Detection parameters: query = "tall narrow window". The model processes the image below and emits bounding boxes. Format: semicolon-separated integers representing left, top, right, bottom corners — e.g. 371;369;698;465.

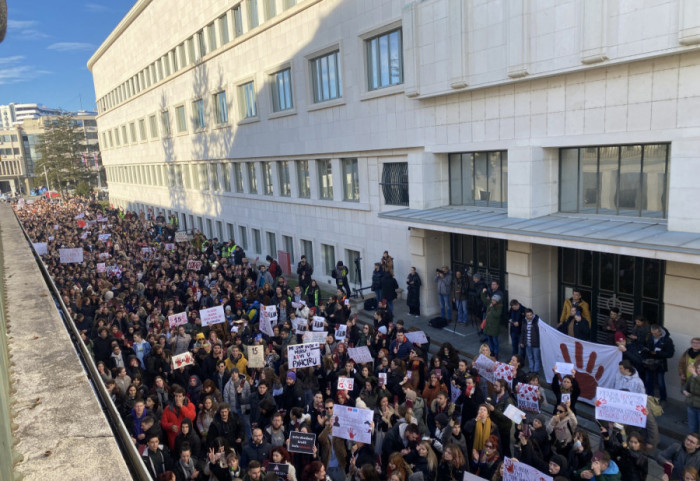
239;226;249;249
381;162;409;206
342;158;359;202
129;122;137;143
318;159;333;200
267;232;277;257
149;115;158;139
199;164;209;190
211;163;221;191
263;0;276;20
247;162;258;193
221;163;231;191
197;29;207;57
247;0;259;29
175;105;187;133
218;15;230;45
301;239;313;267
253;228;262;253
234;163;244;193
310;50;342;103
239;81;257;119
138;119;147;141
321;244;335;276
297;160;310;198
214;91;228;125
448;151;508;208
283;235;294;263
262;162;273;195
193;99;206;130
161;110;171;137
233;5;244;37
271;68;293;112
207;23;217;52
366;28;403;90
279;161;291;197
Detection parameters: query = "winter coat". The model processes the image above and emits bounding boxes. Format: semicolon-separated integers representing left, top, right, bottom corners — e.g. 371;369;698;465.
406;273;421;307
160;400;197;450
643;327;675;373
207;411;245;452
434;271;452;296
381;274;399;301
481;292;502;337
685;375;700;409
614;371;646;394
519;315;542;348
223;376;251;413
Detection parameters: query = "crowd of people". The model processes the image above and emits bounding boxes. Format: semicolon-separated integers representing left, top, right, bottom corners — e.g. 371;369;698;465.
13;196;700;481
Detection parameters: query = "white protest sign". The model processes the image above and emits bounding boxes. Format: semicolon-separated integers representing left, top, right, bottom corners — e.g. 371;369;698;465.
141;247;154;255
312;316;325;331
48;236;54;241
59;248;84;264
474;354;496;384
98;252;111;260
200;305;226;327
555;362;574;376
53;224;59;230
450;383;462;404
97;214;108;222
291;317;308;334
494;362;516;387
164;243;175;251
172;352;195;370
33;242;48;255
74;213;85;220
337;377;354;391
332;406;374;444
516;384;540;413
81;232;89;240
262;305;278;329
335;324;347;341
348;346;373;364
595;387;648;428
378;372;387;386
187;260;202;271
405;331;428;345
503;404;527;425
463;473;489;481
561;393;571;405
98;233;111;242
503;457;552;481
259;308;275;337
96;262;106;273
168;312;188;327
175;231;190;243
303;331;327;345
288;343;321;369
247;345;265;369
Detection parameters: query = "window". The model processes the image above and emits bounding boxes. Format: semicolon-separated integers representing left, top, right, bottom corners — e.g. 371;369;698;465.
262;162;274;195
283;235;294;263
219;15;230;45
174;164;184;187
175;105;187;133
318;159;333;200
193;99;206;130
449;151;508;208
366;28;403;90
227;223;235;241
183;164;192;189
345;249;361;284
161;110;171;137
342;158;359;201
211;163;221;191
121;125;127;144
267;232;277;257
129;122;137;143
149;115;158;138
559;144;668;218
301;239;313;266
253;228;262;253
247;162;258;193
197;216;204;233
187;37;196;64
222;163;231;191
197;29;207;57
172;49;179;72
214;91;228;125
178;43;187;68
239;226;249;249
138;119;147;141
247;0;259;28
284;0;296;9
263;0;276;19
321;244;335;276
108;130;114;147
271;68;293;112
234;163;244;193
310;50;342;103
207;23;217;52
296;160;310;198
239;81;257;119
192;162;200;188
162;55;171;77
216;220;223;239
381;162;409;206
233;5;244;37
279;161;291;196
199;164;209;190
207;218;214;238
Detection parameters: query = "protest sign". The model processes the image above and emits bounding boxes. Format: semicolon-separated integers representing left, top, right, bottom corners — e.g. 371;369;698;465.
247;345;265;369
259;308;275;337
288;431;316;455
503;404;527;425
503;457;552;481
303;331;327;345
97;214;108;222
337;377;355;391
98;252;111;260
32;242;48;255
187;260;202;271
53;224;59;230
474;354;496;384
335;324;347;341
555;362;574;376
332;405;374;444
262;305;278;329
561;393;571;405
494;362;516;387
516;384;540;413
59;248;84;264
463;473;489;481
348;346;373;364
77;219;87;229
378;373;387;387
168;312;188;327
595;387;648;428
141;247;154;255
312;316;325;331
96;262;106;273
74;213;85;220
288;343;321;369
405;331;428;345
175;231;190;243
200;305;226;327
268;463;288;477
164;243;175;251
80;232;88;240
171;352;195;370
291;317;308;334
98;233;111;242
450;383;462;404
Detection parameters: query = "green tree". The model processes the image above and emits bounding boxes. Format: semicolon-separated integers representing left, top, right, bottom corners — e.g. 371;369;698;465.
35;113;93;194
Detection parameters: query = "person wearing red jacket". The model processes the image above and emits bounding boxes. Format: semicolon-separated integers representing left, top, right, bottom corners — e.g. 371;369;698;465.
161;384;196;450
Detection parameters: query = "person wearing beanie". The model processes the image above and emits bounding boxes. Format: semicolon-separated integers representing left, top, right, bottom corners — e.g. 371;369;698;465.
281;371;304;412
481;286;503;359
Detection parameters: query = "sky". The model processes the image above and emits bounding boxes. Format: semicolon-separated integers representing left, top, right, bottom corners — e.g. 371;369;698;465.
1;0;135;113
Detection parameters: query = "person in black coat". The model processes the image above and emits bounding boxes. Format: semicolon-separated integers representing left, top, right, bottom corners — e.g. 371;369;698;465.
381;272;399;314
206;403;245;454
642;324;675;401
240;427;272;468
406;267;422;316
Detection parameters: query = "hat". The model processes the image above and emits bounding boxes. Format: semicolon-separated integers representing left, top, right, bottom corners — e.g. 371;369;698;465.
434;413;449;427
225;305;232;311
591;450;608;463
491;294;502;303
286;372;297;381
378;326;388;335
534;414;547;426
195;333;205;340
614;332;627;344
473;273;482;280
550;454;567;471
405;389;417;402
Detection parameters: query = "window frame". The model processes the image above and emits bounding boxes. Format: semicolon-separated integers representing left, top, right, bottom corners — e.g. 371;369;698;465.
213;90;229;126
317;159;333;200
308;48;343;104
238;80;258;121
175;104;188;133
364;27;404;91
279;161;291;197
341;158;359;202
448;151;508;208
297;160;310;198
270;67;294;114
193;98;206;131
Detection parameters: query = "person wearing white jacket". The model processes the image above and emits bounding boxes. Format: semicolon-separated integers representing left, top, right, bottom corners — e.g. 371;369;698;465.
614;360;646;394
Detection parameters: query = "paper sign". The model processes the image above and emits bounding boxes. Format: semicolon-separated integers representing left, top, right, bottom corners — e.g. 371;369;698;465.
141;247;153;255
503;404;527;425
337;377;355;391
59;248;84;264
98;252;111;260
171;352;195;370
200;305;226;327
503;457;552;481
303;331;327;345
32;242;48;255
168;312;188;327
288;431;316;455
451;383;462;404
312;316;325;331
53;224;59;230
463;473;489;481
474;354;496;384
348;346;373;364
97;215;108;222
74;213;85;219
175;231;190;243
259;307;275;337
292;317;308;334
555;362;574;376
247;345;265;369
332;406;374;444
164;243;175;251
405;331;428;345
378;373;387;386
516;384;540;413
187;260;202;271
335;324;347;341
96;262;106;273
288;343;321;369
80;232;88;240
561;393;571;405
494;362;516;387
262;305;278;330
594;387;648;428
98;233;111;242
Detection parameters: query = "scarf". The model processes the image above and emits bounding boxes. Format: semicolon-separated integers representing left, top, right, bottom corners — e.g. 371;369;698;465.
473;417;491;451
179;457;196;479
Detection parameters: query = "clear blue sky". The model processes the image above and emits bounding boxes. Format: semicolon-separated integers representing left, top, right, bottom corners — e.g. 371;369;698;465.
1;0;135;113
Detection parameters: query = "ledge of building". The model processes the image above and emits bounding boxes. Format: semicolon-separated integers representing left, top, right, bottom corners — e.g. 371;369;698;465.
0;204;132;481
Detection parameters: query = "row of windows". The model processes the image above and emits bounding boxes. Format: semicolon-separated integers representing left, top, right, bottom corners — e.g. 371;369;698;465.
0;134;19;143
0;147;20;156
105;158;360;202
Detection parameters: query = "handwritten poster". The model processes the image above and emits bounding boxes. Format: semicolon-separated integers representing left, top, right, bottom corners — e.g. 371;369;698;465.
288;343;321;369
405;331;428;345
595;387;648;428
503;457;552;481
247;345;265;369
59;248;84;264
200;305;226;327
168;312;188;327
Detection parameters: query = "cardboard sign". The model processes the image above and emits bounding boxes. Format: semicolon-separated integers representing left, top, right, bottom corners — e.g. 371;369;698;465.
348;346;373;364
474;354;496;384
494;362;516;387
187;260;202;271
303;331;327;345
516;384;540;413
334;324;347;341
175;231;190;243
200;305;226;327
59;248;84;264
555;362;574;376
503;404;527;425
503;457;552;481
32;242;48;255
168;312;188;327
595;387;648;428
288;343;321;369
405;331;428;345
288;431;316;455
98;233;111;242
337;377;354;391
96;262;106;273
312;316;325;331
332;405;373;444
171;352;195;370
247;345;265;369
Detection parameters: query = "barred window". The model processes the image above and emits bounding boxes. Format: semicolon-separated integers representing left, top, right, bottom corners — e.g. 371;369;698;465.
381;162;408;206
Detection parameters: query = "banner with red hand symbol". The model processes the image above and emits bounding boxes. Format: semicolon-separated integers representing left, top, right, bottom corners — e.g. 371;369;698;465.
171;352;195;370
595;387;648;428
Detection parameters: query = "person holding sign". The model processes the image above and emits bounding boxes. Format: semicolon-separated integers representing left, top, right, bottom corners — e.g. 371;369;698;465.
268;446;297;481
551;366;581;415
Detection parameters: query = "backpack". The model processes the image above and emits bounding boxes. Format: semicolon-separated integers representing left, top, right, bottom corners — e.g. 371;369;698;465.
429;317;448;329
647;396;664;417
364;298;378;311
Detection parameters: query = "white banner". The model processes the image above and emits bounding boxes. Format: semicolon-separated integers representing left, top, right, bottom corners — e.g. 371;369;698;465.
503;457;552;481
200;305;226;327
288;343;321;369
332;405;374;444
172;352;195;370
59;248;84;264
474;354;496;384
595;387;648;428
303;331;327;345
348;346;373;364
539;321;622;405
405;331;428;345
168;312;188;327
32;242;48;255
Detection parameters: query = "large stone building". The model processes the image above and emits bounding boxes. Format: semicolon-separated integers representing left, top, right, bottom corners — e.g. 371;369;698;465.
89;0;700;401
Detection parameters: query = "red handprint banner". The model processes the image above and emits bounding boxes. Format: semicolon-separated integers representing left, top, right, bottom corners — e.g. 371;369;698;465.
539;322;622;405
